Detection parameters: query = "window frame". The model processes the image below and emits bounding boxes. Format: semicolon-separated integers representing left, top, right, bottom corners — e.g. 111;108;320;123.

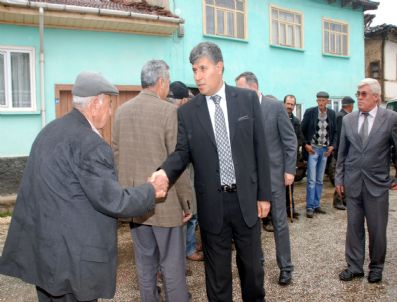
0;45;36;112
269;5;304;50
322;18;349;57
202;0;247;40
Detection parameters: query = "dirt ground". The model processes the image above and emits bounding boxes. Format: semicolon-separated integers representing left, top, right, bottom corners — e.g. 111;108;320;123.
1;177;397;301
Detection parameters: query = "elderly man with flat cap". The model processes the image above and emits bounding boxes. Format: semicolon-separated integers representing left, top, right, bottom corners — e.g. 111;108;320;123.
301;91;337;218
333;96;355;210
0;71;167;302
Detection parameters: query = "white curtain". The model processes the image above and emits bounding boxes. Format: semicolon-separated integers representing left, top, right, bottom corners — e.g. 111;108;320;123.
11;52;31;108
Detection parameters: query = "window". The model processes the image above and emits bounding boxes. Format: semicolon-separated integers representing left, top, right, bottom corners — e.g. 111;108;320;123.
203;0;246;39
327;98;342;112
323;19;349;56
0;46;36;111
270;6;303;49
369;61;380;79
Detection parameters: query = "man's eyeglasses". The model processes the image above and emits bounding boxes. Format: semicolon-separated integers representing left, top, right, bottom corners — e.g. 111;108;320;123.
355;91;369;98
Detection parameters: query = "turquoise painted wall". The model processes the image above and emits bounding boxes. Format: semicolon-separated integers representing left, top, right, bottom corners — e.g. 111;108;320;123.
172;0;364;108
0;0;365;156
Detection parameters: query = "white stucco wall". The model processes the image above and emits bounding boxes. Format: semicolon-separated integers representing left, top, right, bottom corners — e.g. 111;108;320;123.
384;40;397;100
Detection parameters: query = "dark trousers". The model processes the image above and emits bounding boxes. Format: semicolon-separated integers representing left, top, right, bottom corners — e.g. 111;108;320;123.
285;183;295;216
36;287;97;302
345;186;389;274
200;192;265;302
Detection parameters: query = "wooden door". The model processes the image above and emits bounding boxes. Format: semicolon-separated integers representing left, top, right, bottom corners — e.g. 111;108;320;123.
55;85;141;145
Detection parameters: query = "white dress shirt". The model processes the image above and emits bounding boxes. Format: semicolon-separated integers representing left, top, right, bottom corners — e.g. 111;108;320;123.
358;105;378;135
206;82;231;139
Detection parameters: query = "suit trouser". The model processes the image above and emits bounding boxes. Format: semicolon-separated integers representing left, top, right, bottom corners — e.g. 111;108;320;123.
36;287;97;302
270;188;293;272
345;186;389;274
130;224;189;302
200;192;265;302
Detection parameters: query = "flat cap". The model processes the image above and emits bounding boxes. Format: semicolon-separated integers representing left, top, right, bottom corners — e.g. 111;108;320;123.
316;91;329;98
168;81;189;99
341;96;355;105
72;71;119;97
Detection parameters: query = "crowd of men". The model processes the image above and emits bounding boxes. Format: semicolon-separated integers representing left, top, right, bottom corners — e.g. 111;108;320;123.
0;41;396;302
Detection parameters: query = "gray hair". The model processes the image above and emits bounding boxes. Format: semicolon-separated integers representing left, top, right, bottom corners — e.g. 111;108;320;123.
72;94;103;110
189;42;223;65
358;78;381;96
141;60;169;88
235;71;259;87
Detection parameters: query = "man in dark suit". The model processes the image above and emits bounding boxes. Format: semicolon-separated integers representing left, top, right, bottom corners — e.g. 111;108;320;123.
154;42;272;301
336;78;397;283
235;72;297;286
0;72;166;302
283;94;303;219
333;96;355;210
301;91;337;218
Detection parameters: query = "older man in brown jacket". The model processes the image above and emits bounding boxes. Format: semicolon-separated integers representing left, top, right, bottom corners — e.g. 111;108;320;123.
112;60;193;302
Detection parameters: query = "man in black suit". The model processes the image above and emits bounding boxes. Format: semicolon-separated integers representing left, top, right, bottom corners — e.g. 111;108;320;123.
154;42;272;301
333;96;355;210
301;91;337;218
284;94;303;219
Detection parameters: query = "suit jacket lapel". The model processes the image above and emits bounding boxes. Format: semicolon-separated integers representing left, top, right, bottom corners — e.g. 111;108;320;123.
225;84;239;144
365;107;384;148
195;94;217;147
349;111;362;147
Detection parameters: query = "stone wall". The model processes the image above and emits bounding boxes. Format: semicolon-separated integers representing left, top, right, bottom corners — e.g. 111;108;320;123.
0;157;27;195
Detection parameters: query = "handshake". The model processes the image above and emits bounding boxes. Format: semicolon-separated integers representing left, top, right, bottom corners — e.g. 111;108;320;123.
148;169;170;199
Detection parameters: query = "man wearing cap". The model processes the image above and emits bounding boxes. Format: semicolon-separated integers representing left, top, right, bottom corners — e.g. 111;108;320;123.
301;91;337;218
112;61;193;301
333;96;355;210
0;71;166;301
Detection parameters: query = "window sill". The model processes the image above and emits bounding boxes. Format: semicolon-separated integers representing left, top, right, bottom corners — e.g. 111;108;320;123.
322;53;350;59
270;44;304;52
0;110;41;115
203;34;248;43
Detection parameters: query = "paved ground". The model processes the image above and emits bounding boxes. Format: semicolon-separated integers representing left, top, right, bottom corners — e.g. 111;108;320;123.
1;178;396;301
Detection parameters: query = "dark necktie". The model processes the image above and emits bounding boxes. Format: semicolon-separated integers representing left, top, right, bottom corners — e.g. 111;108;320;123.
211;95;236;185
359;112;369;143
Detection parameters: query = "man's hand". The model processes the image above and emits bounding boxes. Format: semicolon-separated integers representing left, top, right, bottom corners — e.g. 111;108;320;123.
324;146;334;157
183;212;193;223
305;144;315;155
284;173;295;186
257;201;271;218
148;169;169;198
336;185;344;198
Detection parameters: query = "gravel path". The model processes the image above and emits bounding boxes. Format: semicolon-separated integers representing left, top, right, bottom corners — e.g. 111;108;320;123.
1;179;396;301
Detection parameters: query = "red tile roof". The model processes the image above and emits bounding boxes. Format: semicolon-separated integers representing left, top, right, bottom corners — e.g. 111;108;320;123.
30;0;178;17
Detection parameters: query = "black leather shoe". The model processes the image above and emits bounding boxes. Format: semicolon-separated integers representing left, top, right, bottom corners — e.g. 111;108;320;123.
335;204;346;210
278;271;292;285
306;209;314;218
339;269;364;281
368;271;382;283
314;207;326;214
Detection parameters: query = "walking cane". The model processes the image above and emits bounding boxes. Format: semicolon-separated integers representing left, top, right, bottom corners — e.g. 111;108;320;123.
289;184;293;223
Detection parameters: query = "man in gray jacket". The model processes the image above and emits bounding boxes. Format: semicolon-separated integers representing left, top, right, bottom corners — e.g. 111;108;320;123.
0;72;166;302
236;72;297;286
336;78;397;283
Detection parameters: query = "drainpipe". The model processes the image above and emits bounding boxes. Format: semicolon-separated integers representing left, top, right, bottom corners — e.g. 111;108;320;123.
39;7;46;127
